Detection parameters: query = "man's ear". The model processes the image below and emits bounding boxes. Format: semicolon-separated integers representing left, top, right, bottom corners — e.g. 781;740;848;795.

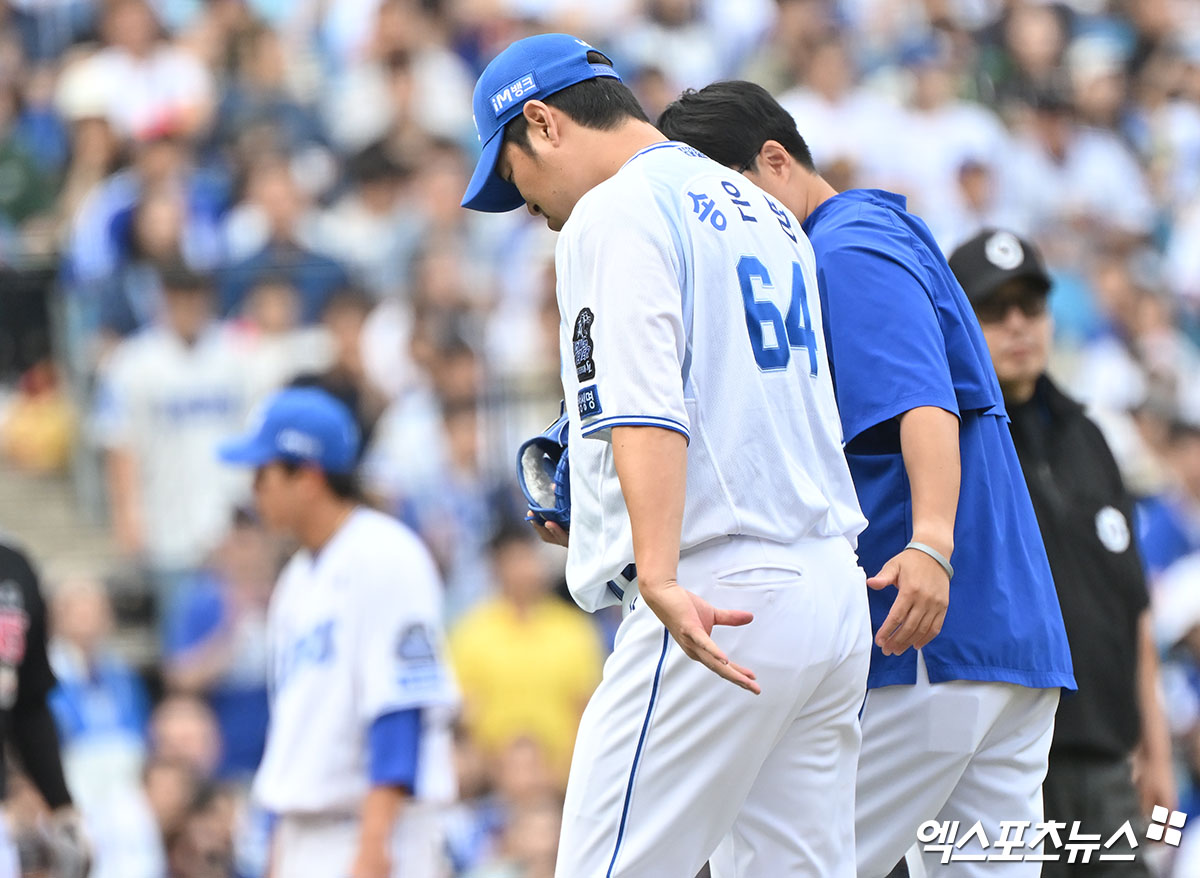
758;140;794;183
522;100;560;145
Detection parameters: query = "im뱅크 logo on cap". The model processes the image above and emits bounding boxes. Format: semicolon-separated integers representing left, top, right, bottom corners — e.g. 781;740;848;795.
491;73;538;115
984;231;1024;270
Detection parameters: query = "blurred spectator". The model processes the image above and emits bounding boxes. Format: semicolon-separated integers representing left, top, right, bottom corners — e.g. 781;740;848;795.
398;401;520;619
1008;90;1156;243
93;266;252;604
889;35;1013;238
208;22;325;160
232;273;335;399
163;782;237;878
0;81;55;248
291;287;388;453
70;0;215;141
450;524;601;780
778;32;903;186
163;512;276;781
974;1;1070;111
0;360;75;473
462;796;561;878
617;0;723;95
1139;422;1200;581
316;141;418;298
95;185;190;340
47;576;162;878
218;154;348;322
319;0;474;152
150;694;223;781
64;128;227;296
48;575;150;796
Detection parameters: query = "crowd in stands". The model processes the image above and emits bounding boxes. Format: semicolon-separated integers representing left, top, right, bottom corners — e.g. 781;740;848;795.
1;0;1200;875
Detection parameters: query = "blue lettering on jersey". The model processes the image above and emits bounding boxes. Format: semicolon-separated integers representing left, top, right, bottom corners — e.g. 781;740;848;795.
764;196;798;243
686;191;728;231
276;619;336;690
721;180;758;223
156;393;238;423
577;385;603;418
491;74;538;115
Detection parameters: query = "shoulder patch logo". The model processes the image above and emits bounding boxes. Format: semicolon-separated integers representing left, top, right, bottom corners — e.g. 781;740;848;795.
397;623;436;665
573;308;596;381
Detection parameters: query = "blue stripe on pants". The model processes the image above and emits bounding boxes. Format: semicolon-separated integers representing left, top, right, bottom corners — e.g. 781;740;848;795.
607;627;671;878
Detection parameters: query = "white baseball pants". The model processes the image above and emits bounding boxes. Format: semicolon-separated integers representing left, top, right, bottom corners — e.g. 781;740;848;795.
557;534;872;878
273;805;447;878
855;652;1060;877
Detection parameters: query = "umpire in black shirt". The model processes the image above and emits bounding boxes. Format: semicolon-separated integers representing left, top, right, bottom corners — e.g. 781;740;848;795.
0;536;88;877
949;230;1173;875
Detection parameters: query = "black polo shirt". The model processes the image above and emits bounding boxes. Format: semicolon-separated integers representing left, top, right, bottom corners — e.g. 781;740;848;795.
1007;376;1149;758
0;538;69;805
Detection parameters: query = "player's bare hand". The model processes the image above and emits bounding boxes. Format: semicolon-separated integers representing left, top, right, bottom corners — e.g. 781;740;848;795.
526;512;569;547
1133;746;1177;815
639;579;760;694
867;548;950;656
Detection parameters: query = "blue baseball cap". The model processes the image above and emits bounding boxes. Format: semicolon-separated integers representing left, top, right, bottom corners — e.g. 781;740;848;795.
461;33;622;213
218;387;360;474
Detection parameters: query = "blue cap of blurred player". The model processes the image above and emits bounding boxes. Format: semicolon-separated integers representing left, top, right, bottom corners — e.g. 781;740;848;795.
218;387;360;474
461;33;622;213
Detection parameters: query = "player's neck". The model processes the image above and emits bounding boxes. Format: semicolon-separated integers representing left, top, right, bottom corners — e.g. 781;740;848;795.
800;172;840;222
297;499;357;554
585;121;667;184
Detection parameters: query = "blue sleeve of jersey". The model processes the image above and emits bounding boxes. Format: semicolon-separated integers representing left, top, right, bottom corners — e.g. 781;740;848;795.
817;242;959;444
368;708;421;790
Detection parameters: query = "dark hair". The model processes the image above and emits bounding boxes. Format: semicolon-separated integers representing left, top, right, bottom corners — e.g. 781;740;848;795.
158;263;212;296
656;80;815;172
279;460;362;501
502;53;649;152
489;519;536;554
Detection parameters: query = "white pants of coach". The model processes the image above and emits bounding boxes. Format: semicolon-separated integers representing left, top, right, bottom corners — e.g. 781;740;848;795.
273;805;447;878
855;652;1060;877
557;533;873;878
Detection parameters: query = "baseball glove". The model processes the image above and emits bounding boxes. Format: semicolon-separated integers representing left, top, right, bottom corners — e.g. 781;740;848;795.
517;405;571;529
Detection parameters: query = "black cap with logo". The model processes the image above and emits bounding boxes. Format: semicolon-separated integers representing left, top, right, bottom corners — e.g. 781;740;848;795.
948;229;1053;305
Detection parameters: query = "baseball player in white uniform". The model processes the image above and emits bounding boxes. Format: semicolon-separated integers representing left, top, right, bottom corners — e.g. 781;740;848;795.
463;34;873;877
218;387;458;878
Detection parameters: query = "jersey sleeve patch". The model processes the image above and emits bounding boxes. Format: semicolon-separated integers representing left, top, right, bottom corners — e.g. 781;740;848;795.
573;307;597;381
577;385;603;420
396;623;444;695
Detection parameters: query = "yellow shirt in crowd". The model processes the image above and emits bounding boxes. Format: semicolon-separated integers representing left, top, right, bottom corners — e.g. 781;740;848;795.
450;596;603;778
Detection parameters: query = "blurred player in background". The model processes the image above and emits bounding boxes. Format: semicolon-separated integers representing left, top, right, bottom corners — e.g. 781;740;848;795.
950;229;1174;876
0;536;88;878
463;34;871;877
658;81;1074;876
218;387;458;878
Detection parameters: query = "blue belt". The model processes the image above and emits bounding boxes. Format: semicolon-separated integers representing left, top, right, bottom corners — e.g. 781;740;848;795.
606;563;637;600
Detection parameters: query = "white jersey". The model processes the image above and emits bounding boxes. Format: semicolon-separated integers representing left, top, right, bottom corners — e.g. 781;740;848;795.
556;141;867;610
93;324;253;569
253;508;458;815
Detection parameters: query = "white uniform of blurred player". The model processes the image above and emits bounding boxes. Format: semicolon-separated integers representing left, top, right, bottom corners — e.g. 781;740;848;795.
462;35;872;877
219;388;457;878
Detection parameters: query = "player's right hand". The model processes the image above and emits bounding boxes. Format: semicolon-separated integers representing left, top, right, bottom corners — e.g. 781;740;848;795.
527;511;569;547
639;578;760;694
867;548;950;656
